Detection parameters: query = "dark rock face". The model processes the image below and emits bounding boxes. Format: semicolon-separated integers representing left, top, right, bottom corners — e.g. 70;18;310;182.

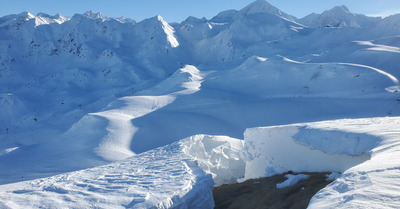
213;172;333;209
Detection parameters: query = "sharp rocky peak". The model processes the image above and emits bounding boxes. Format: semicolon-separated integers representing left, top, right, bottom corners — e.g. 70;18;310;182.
82;11;106;20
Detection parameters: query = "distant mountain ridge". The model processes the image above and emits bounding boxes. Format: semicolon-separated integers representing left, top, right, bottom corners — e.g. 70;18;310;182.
298;5;381;28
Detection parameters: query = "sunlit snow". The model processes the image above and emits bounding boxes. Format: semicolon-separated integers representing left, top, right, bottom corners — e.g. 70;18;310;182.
0;0;400;208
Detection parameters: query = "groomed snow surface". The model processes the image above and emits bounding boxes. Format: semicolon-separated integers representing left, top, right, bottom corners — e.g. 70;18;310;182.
1;117;400;208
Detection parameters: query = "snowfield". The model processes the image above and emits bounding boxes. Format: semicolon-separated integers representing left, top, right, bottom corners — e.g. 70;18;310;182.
1;117;400;208
1;0;400;208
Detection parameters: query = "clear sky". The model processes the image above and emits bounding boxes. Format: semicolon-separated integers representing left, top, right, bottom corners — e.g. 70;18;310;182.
1;0;400;23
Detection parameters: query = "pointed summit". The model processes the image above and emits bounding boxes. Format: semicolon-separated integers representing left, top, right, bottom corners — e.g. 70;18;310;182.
135;15;179;48
330;5;351;14
83;11;107;21
17;11;36;20
238;0;296;21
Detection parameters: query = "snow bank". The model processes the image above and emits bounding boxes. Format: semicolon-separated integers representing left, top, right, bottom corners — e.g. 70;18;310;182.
241;125;375;180
0;143;215;209
180;135;245;186
239;117;400;208
1;117;399;208
307;117;400;208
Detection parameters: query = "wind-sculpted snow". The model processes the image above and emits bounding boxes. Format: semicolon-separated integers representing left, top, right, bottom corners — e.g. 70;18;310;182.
0;65;204;183
90;95;175;161
242;125;373;180
1;117;399;208
354;40;400;54
180;135;245;186
66;65;204;161
0;143;215;209
307;117;400;208
240;117;400;208
87;65;203;161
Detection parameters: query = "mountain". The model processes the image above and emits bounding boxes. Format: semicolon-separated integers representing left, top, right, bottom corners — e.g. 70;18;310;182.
0;0;400;208
299;5;381;28
237;0;296;22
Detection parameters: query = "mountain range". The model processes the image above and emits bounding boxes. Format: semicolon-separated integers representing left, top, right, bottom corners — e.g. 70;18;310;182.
0;0;400;208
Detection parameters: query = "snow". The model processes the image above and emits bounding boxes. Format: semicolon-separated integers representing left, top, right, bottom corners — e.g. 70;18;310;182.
354;40;400;54
75;64;204;161
241;125;372;180
0;0;400;208
306;117;400;208
276;174;310;189
237;0;296;22
157;15;179;48
0;143;215;209
298;5;381;28
180;135;245;186
2;117;400;208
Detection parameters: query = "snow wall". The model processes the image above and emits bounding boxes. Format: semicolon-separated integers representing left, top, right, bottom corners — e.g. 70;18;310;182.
180;125;378;186
180;135;245;187
241;125;377;180
0;124;381;208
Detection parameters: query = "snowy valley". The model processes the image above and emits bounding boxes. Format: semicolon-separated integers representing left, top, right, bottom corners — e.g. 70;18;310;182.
0;0;400;208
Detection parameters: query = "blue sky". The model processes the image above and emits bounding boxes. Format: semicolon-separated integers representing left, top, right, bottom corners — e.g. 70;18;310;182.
1;0;399;23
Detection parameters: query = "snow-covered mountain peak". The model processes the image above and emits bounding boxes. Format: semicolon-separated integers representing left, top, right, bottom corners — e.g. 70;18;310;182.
0;12;34;26
34;12;70;25
83;11;106;21
299;5;381;28
114;16;136;24
238;0;296;21
330;5;352;14
0;11;71;28
210;9;237;23
377;14;400;30
315;5;355;18
20;11;35;20
183;16;207;24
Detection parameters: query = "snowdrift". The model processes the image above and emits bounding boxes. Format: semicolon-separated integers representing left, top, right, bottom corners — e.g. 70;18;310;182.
0;142;215;209
242;125;374;180
1;117;400;208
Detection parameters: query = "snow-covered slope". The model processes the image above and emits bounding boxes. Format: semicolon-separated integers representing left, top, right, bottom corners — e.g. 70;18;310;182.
241;117;400;208
237;0;296;22
0;140;216;209
1;117;399;208
0;0;400;208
